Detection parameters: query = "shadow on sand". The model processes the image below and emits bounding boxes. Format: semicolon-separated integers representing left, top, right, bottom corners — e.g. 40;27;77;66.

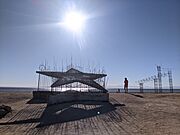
129;93;144;98
38;101;123;127
0;100;124;128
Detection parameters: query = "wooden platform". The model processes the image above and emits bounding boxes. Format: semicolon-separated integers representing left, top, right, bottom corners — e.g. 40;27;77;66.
0;92;180;135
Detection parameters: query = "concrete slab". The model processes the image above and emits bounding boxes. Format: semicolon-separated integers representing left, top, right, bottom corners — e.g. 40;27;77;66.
48;92;109;105
33;91;109;105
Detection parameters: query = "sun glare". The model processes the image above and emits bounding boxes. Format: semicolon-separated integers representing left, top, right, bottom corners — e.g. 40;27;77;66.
63;11;86;33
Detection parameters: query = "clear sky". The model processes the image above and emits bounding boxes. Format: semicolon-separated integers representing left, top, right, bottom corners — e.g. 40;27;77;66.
0;0;180;88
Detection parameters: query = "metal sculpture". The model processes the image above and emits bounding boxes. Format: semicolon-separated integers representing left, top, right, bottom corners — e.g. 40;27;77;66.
36;68;107;93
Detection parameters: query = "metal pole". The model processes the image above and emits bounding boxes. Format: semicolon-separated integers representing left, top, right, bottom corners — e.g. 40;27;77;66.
103;76;106;88
37;73;40;91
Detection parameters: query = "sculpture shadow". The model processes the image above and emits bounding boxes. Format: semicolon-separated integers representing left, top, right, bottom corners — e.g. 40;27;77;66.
0;118;40;125
37;101;122;127
0;101;123;128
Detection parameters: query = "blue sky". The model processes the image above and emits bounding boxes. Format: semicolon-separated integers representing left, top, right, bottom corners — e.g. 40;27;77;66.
0;0;180;88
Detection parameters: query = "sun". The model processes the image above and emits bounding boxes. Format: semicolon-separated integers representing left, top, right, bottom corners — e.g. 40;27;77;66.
63;11;86;33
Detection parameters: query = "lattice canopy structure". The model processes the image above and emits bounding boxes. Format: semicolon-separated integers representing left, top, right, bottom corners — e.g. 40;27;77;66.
36;68;107;93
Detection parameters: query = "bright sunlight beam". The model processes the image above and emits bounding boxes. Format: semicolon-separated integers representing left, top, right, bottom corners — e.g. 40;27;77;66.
63;11;86;33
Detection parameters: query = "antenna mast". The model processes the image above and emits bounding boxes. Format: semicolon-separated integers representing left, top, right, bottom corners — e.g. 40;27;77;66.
157;66;162;92
168;70;173;92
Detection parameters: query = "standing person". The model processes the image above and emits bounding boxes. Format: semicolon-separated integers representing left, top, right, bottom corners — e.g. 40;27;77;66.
124;78;128;93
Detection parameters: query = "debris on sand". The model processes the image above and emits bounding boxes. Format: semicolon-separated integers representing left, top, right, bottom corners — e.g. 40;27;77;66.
0;105;12;118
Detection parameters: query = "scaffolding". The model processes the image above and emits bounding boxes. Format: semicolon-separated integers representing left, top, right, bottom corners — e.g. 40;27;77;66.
157;66;162;92
36;60;107;92
137;66;173;93
168;70;173;92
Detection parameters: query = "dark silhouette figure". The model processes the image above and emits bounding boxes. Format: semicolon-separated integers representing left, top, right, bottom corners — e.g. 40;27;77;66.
124;78;128;93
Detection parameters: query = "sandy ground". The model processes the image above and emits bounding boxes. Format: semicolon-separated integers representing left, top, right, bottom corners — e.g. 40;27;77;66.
0;91;180;135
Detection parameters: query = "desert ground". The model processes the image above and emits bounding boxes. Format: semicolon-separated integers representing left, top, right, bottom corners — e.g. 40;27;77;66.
0;91;180;135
